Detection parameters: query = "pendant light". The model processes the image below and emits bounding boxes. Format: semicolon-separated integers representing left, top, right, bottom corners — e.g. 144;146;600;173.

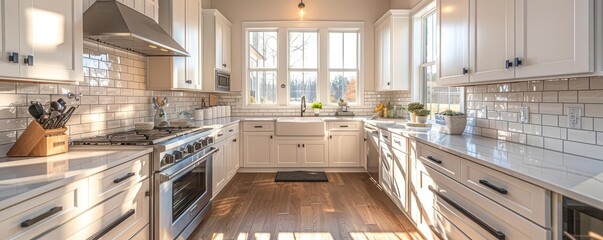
298;0;306;19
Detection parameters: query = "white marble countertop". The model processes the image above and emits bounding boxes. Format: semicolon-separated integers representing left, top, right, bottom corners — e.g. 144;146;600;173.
0;147;152;210
363;120;603;208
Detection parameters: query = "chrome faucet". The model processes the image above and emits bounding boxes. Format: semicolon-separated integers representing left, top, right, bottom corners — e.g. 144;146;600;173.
301;96;306;117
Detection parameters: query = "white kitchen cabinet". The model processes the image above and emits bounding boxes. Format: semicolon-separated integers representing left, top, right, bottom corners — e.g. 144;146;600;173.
380;146;393;195
391;148;408;212
226;136;240;180
328;132;361;167
515;0;593;79
147;0;203;91
0;0;83;82
437;0;470;85
274;140;328;167
202;9;232;92
83;0;159;22
212;143;226;198
374;10;411;91
243;132;273;167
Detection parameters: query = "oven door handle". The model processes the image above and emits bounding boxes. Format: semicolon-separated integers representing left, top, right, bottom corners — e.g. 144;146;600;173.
160;148;219;182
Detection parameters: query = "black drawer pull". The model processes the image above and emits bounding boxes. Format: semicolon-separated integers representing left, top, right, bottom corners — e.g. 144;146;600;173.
298;144;301;147
383;135;389;139
8;52;18;63
233;139;237;142
229;129;234;132
254;126;263;128
217;133;224;137
340;125;349;128
113;172;135;184
24;55;34;66
302;144;305;148
479;180;508;195
429;186;505;240
21;206;63;228
427;156;442;164
87;209;135;240
394;140;401;144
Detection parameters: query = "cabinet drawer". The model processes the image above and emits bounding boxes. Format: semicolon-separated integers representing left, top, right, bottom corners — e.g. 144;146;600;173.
243;122;274;132
89;154;150;205
328;122;360;131
417;142;461;181
380;130;392;144
226;123;240;137
460;160;550;227
41;180;150;240
0;179;88;239
391;134;407;152
428;166;550;240
214;128;227;143
432;210;473;240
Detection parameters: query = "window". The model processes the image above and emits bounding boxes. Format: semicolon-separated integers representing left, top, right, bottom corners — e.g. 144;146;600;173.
248;31;278;104
415;4;463;118
329;32;359;104
289;31;318;103
244;22;363;107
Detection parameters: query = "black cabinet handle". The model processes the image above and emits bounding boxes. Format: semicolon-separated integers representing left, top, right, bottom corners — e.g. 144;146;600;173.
387;82;391;86
298;144;300;147
302;144;305;148
21;206;63;228
223;64;227;68
233;139;237;142
113;172;135;184
505;60;512;69
462;67;468;75
514;57;522;67
329;135;332;139
479;179;508;195
87;209;135;240
340;125;349;128
383;135;389;139
24;55;34;66
254;126;263;128
427;156;442;164
270;135;273;139
185;80;193;84
363;138;367;142
8;52;18;63
217;133;224;137
229;129;234;132
429;186;505;240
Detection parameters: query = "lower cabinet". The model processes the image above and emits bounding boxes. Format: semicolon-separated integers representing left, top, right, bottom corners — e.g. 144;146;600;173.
226;135;240;180
243;132;273;167
380;145;394;195
274;140;328;167
41;179;150;239
212;143;227;198
328;132;361;167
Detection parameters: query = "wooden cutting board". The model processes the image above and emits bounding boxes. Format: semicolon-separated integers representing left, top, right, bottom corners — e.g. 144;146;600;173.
209;95;218;107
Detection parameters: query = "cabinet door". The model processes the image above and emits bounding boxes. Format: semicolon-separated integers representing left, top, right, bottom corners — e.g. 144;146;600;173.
515;0;593;78
380;146;393;195
301;141;328;167
0;1;20;78
437;0;470;85
243;132;273;167
391;148;408;211
274;141;299;167
222;22;231;72
380;21;392;90
469;0;515;82
374;23;383;90
232;136;240;175
184;0;202;89
20;0;83;82
329;132;361;167
215;20;224;70
212;144;226;197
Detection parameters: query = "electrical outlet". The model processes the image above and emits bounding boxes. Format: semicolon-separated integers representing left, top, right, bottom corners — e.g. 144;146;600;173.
519;107;529;123
568;107;582;129
478;105;488;118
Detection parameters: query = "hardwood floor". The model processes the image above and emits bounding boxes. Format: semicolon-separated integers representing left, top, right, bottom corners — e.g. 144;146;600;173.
190;173;423;240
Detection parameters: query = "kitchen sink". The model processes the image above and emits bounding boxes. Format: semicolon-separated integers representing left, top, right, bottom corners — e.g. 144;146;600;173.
276;117;326;136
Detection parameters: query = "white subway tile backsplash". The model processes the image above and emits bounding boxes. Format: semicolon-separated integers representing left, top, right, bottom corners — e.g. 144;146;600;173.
542;126;562;139
511;82;528;92
569;77;590;90
542;114;559;126
564;141;603;159
544;138;563;152
539;103;563;114
585;104;603;117
594;118;603;131
567;129;596;144
527;135;544;147
528;81;544;91
590;77;603;89
579;90;603;103
542;92;558;102
543;79;568;91
597;132;603;145
558;91;578;103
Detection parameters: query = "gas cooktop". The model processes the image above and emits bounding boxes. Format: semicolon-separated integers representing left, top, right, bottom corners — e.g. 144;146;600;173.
72;126;207;146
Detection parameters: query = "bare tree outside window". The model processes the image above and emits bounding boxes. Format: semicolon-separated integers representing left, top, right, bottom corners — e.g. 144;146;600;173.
329;32;359;104
289;32;318;103
248;31;278;104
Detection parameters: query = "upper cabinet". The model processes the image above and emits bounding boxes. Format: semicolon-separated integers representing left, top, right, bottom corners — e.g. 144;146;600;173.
0;0;83;82
375;10;411;91
84;0;159;22
147;0;203;91
437;0;596;86
203;9;232;92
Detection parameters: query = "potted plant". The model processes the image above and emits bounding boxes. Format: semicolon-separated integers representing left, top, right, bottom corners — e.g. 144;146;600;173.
435;110;467;135
413;109;430;123
407;102;425;122
338;98;348;106
311;101;323;116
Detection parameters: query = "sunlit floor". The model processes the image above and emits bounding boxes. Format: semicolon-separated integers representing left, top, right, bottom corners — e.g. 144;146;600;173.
190;173;423;240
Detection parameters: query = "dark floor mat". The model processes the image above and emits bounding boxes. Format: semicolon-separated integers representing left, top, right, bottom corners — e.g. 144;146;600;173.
275;171;329;182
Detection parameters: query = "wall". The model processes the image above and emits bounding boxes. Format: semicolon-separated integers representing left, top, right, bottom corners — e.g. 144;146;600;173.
0;41;209;157
465;77;603;159
210;0;392;92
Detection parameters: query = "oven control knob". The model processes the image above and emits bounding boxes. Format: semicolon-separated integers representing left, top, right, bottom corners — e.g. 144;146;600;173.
173;150;183;161
201;138;208;146
163;154;175;164
186;144;195;153
194;142;203;150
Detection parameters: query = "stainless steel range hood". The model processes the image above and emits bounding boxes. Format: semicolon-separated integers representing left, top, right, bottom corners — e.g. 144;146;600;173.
83;0;189;56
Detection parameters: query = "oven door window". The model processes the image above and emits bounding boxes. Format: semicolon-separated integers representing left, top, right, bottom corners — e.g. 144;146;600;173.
218;75;229;87
563;197;603;239
172;161;207;221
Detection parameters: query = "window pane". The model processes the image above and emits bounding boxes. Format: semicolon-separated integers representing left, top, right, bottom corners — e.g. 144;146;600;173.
249;31;278;69
424;13;435;63
329;32;343;68
249;70;277;104
290;71;318;103
289;32;318;69
424;65;462;118
329;71;357;103
343;32;358;69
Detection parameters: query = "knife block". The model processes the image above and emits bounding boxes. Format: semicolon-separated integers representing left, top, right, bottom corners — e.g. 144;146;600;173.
7;121;68;157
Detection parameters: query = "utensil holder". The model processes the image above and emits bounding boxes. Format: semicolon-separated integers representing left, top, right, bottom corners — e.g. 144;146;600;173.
7;121;68;157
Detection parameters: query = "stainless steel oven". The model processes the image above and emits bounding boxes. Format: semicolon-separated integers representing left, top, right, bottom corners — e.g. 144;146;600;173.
155;146;218;240
563;197;603;239
215;70;230;92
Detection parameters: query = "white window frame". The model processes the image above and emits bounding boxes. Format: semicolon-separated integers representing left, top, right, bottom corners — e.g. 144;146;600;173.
327;30;361;105
242;21;364;107
288;29;320;104
246;29;279;106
